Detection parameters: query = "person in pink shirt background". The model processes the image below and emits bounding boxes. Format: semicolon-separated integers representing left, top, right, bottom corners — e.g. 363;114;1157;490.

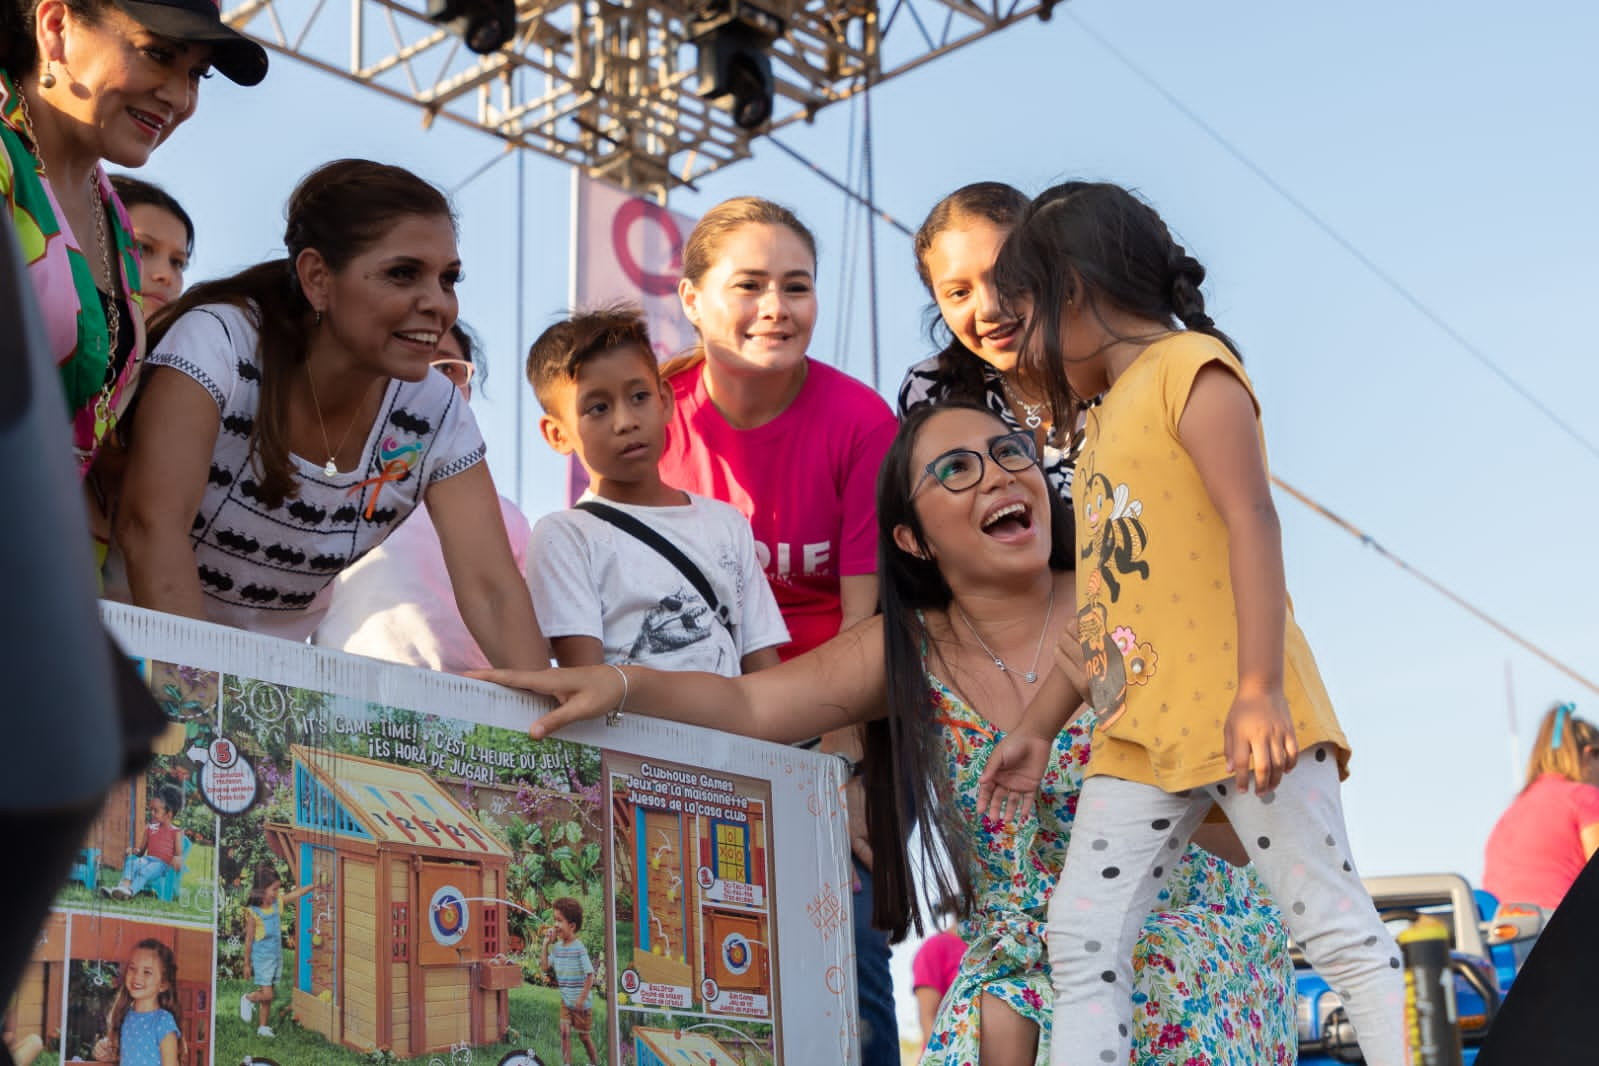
1484;702;1599;912
657;195;899;1065
911;907;965;1049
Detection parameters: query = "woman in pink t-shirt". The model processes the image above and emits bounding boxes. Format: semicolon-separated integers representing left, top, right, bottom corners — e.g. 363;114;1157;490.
1484;702;1599;911
658;196;898;1066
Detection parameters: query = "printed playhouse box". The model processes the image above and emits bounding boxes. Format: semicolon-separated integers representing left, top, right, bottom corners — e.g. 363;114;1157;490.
2;604;857;1066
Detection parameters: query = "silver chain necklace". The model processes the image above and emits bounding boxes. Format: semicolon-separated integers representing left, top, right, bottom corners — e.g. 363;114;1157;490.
999;373;1046;430
954;583;1055;684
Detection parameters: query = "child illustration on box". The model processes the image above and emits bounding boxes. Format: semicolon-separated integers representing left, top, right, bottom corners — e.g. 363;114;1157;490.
239;863;321;1038
91;938;184;1066
102;785;185;900
540;897;598;1066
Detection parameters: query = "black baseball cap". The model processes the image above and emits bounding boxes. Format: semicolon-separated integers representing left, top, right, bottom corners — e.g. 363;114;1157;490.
110;0;270;86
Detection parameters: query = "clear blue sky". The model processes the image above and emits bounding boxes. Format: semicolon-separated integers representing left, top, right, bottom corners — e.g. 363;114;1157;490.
130;0;1599;1040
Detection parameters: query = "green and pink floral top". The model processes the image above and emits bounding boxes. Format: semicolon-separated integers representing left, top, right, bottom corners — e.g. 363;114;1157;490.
1;69;145;477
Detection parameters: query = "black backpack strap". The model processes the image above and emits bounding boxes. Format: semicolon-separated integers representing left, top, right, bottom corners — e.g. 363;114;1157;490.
575;500;734;636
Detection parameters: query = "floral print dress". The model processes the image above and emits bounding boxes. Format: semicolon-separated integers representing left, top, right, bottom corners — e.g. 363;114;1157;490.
921;672;1297;1066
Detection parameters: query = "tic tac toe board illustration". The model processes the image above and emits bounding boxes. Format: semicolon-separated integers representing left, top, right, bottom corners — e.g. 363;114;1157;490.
2;605;856;1066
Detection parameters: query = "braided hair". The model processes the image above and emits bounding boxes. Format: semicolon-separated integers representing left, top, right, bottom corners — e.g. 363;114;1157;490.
992;181;1239;431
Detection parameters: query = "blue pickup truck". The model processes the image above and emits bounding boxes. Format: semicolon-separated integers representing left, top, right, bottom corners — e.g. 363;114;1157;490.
1295;874;1543;1064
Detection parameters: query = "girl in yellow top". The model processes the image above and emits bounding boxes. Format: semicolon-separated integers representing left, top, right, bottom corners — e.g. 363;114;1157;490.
978;181;1406;1066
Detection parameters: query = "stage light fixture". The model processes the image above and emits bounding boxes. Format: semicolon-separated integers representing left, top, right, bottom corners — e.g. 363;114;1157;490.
691;0;784;131
426;0;517;54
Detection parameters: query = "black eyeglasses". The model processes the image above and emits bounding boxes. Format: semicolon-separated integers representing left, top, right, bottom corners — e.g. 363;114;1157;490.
913;431;1039;495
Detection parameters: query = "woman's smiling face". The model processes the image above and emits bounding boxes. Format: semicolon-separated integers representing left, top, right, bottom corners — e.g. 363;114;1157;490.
679;222;817;378
926;216;1025;373
42;1;213;167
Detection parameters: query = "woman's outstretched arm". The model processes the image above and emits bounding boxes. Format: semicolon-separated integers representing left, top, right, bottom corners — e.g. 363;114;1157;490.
477;615;886;743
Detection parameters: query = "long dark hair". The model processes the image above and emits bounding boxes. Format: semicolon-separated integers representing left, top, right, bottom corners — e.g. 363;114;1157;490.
106;939;182;1056
147;159;454;508
992;181;1240;434
862;402;1075;942
905;182;1031;407
660;196;818;381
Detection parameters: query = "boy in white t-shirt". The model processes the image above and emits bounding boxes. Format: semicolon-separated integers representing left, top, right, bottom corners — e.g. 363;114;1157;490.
525;307;788;676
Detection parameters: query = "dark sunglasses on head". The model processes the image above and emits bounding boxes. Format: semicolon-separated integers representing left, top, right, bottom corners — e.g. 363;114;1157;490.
914;431;1039;495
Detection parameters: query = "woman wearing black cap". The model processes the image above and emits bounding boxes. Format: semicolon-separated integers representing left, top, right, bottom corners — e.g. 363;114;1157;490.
1;0;266;562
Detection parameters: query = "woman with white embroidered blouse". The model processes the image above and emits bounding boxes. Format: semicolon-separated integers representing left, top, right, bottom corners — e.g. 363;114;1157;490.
114;158;548;669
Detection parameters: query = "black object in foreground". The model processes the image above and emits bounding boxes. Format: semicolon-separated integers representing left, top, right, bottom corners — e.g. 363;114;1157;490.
0;213;165;1016
1475;851;1599;1065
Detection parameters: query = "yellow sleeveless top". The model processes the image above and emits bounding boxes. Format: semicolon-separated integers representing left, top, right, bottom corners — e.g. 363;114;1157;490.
1068;332;1349;790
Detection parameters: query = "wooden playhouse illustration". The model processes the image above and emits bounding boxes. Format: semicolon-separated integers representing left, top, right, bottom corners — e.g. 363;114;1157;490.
614;784;773;1005
268;746;520;1057
693;808;771;1000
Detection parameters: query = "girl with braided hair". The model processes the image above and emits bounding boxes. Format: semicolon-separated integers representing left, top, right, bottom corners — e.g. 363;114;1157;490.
977;181;1407;1065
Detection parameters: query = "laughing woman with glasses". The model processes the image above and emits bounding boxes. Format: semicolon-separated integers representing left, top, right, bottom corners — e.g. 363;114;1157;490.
481;401;1294;1066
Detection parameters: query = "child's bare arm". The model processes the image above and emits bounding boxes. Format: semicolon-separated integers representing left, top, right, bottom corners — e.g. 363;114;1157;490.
550;635;605;668
242;911;256;977
283;877;325;904
158;1029;179;1066
1178;363;1298;793
739;646;781;674
976;669;1082;823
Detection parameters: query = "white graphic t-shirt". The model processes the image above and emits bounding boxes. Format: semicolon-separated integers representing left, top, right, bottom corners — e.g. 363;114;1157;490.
528;492;789;677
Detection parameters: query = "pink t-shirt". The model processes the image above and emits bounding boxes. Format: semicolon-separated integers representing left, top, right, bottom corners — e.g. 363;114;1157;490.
911;930;964;997
1483;772;1599;910
659;359;896;659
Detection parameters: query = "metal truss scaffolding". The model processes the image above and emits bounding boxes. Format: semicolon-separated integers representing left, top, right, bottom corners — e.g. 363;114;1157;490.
221;0;1055;190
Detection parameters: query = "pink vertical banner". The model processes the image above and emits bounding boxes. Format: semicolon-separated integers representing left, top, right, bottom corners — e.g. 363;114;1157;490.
568;173;699;502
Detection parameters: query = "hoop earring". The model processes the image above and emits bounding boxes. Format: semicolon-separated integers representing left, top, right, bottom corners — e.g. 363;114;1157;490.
39;63;56;90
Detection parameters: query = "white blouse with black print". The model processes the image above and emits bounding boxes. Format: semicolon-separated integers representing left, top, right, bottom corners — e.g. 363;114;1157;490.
145;302;486;642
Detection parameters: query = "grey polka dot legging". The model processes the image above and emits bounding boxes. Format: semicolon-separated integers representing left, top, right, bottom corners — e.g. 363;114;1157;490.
1044;745;1407;1066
